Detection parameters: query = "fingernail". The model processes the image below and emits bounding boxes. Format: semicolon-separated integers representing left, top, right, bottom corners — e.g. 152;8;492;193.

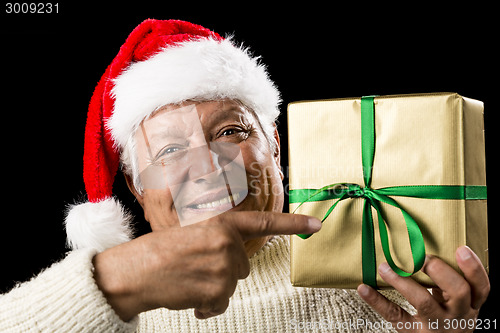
307;217;322;232
357;284;371;297
458;246;472;261
378;262;392;275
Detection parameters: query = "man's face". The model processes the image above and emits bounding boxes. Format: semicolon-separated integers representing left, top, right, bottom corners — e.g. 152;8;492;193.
131;100;284;254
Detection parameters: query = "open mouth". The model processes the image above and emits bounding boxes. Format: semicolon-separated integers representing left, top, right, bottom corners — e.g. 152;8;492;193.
190;191;242;209
183;189;247;212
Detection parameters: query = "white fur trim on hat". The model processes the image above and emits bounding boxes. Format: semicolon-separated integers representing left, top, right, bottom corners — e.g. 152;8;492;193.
107;37;281;148
64;197;134;252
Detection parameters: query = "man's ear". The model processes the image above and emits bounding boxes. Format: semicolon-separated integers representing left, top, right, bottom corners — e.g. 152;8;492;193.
272;125;284;181
123;172;145;208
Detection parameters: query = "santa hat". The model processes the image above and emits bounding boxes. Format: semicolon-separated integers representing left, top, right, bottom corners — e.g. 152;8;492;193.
64;19;280;252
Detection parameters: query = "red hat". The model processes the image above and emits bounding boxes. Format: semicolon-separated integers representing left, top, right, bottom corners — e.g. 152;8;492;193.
64;19;280;252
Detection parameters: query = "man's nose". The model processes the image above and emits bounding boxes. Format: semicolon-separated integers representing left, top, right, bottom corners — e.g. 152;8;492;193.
189;147;223;183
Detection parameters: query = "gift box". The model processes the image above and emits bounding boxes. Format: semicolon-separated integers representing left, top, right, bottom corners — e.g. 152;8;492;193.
288;93;488;289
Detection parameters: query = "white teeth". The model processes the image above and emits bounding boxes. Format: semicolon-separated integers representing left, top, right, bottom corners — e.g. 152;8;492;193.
194;192;241;209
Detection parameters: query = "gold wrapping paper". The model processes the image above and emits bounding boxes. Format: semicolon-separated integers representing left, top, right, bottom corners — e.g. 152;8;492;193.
288;93;488;289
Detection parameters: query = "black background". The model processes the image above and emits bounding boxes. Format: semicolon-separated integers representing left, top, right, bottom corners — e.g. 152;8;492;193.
1;1;498;325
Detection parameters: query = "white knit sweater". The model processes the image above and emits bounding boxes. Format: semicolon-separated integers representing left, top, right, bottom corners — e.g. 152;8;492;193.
0;236;415;332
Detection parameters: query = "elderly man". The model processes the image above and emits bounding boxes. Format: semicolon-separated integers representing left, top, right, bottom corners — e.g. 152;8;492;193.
0;19;489;332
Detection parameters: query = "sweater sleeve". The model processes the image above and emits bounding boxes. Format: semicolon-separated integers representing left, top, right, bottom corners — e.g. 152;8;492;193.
0;248;139;332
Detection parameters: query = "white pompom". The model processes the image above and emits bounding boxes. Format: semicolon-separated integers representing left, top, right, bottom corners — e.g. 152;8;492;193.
64;197;134;252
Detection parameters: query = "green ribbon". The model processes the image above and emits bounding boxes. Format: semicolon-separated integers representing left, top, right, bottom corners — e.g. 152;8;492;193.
289;96;487;287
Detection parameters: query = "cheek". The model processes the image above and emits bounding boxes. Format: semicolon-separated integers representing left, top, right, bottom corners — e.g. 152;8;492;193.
142;188;180;229
241;141;283;210
242;144;269;188
240;137;273;176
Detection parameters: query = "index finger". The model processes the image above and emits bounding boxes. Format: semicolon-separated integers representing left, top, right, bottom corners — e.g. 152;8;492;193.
220;211;322;241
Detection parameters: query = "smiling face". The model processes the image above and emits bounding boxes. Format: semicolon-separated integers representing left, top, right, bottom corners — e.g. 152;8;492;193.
128;100;284;255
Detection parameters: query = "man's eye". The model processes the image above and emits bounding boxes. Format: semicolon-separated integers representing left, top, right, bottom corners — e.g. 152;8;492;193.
153;145;187;165
220;126;248;137
221;129;236;136
217;126;250;142
162;147;181;154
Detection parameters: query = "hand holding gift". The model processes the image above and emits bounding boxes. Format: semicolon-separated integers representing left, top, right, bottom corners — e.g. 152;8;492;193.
357;246;489;332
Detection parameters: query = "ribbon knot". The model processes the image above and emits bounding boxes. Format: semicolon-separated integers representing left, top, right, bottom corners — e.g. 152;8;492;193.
345;184;367;198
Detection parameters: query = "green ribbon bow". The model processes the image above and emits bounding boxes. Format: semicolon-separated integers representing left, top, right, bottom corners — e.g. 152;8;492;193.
289;96;487;287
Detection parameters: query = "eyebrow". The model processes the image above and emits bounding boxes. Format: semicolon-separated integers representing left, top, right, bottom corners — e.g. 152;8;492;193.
204;106;248;127
140;125;193;159
141;103;248;148
150;126;187;140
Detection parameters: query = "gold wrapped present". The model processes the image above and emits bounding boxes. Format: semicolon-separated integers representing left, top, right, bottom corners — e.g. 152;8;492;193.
288;93;488;289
